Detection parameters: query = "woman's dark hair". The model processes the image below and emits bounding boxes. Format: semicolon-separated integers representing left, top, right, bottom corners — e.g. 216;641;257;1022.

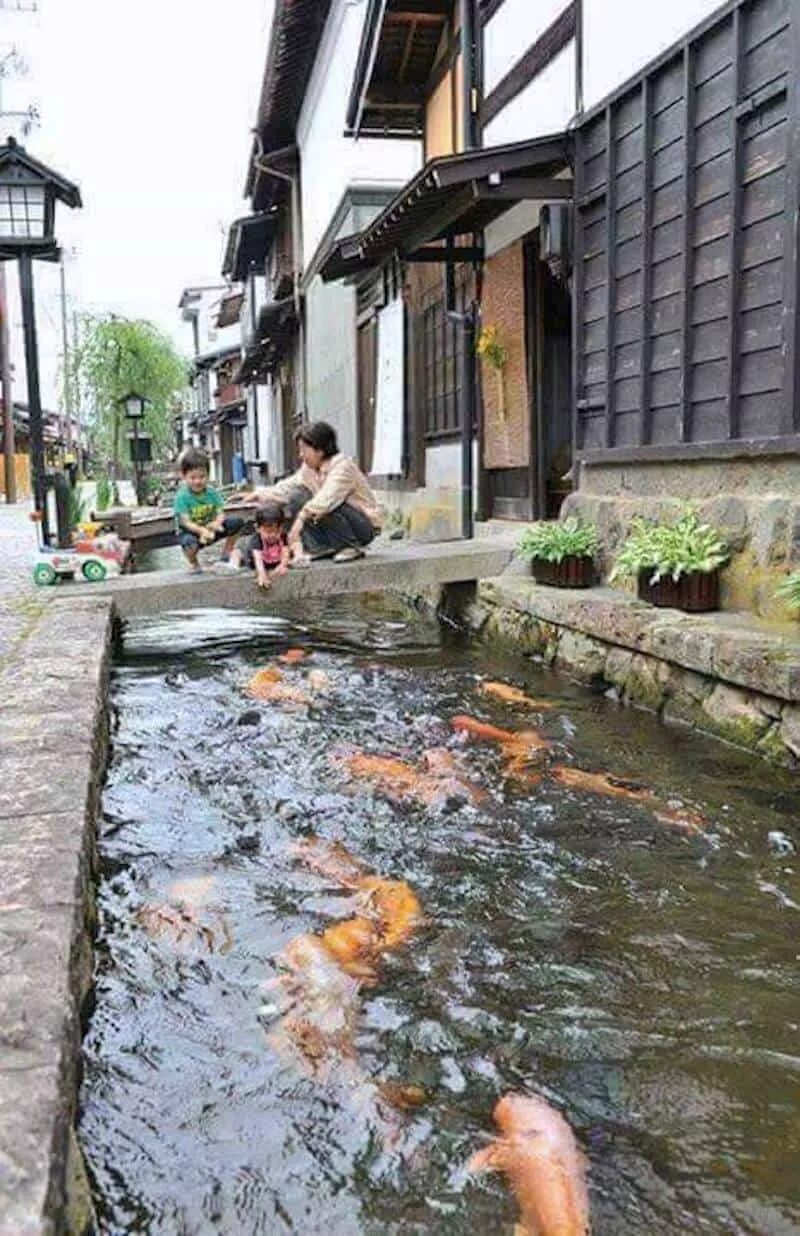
179;447;209;475
297;421;338;459
255;502;285;527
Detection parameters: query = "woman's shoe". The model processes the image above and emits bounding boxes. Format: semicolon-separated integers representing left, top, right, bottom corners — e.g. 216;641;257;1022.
332;546;365;563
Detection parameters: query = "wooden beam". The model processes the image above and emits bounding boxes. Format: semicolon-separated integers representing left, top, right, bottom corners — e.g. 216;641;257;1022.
603;104;616;448
781;0;800;432
726;6;743;441
474;177;573;201
679;43;696;444
365;83;427;105
406;245;484;262
578;433;800;467
639;76;653;445
398;17;418;82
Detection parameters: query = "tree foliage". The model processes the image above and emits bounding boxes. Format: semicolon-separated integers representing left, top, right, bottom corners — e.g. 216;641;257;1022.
71;314;188;475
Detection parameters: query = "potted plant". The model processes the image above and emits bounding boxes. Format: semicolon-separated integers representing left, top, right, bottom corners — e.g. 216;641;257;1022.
518;517;598;588
775;571;800;613
611;510;729;612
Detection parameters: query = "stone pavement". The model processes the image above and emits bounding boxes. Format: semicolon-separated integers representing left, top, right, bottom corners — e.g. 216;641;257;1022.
0;499;43;668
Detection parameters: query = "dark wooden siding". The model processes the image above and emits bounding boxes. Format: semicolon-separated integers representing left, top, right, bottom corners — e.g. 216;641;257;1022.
574;0;799;458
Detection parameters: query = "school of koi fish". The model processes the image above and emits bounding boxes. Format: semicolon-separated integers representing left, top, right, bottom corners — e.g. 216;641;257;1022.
128;646;717;1235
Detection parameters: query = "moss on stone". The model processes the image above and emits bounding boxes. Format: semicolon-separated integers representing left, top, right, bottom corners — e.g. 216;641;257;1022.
622;653;667;714
756;723;793;766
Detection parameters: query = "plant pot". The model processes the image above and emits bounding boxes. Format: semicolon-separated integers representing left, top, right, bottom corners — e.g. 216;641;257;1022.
531;555;594;588
637;569;720;612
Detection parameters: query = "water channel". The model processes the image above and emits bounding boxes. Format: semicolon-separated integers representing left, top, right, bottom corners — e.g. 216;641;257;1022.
79;597;800;1234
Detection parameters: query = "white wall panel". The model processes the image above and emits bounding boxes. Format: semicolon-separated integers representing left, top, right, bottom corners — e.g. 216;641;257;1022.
583;0;723;111
483;43;575;147
297;0;420;266
484;0;570;95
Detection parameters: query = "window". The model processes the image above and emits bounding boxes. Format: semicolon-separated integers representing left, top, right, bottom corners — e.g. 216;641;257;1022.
422;284;466;439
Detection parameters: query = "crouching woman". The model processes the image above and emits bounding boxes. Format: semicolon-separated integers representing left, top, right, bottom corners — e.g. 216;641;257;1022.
286;422;382;564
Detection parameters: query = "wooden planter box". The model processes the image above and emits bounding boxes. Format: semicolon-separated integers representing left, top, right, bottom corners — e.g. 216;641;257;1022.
531;555;594;588
637;569;720;612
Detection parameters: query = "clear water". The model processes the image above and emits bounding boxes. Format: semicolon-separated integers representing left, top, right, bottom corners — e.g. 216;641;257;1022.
80;598;800;1235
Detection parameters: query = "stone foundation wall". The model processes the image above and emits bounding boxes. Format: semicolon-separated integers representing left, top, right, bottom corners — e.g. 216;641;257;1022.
458;581;800;767
564;456;800;619
0;595;113;1235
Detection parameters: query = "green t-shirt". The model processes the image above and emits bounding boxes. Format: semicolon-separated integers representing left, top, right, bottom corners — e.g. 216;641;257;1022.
173;484;223;529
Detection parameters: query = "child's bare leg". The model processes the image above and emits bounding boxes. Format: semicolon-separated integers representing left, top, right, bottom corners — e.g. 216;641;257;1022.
183;546;201;572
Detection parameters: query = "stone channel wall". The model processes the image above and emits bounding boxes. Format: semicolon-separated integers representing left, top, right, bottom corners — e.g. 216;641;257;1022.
565;456;800;621
0;595;113;1236
455;577;800;766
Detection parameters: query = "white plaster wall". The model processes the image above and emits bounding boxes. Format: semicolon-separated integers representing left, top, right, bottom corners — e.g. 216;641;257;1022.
483;0;570;96
583;0;723;112
483;42;576;148
297;0;420;267
305;276;358;458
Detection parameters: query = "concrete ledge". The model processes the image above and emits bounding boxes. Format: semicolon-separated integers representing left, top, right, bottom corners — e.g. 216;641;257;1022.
49;537;517;621
0;597;113;1235
472;577;800;764
479;577;800;702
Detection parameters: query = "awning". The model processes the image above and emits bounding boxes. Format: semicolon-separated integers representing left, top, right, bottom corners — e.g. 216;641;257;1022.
233;296;298;385
320;134;573;283
347;0;450;139
216;290;244;329
222;213;276;282
215;399;248;428
192;343;242;376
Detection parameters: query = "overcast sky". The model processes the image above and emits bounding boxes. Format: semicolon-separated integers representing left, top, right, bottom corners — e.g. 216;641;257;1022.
1;0;271;406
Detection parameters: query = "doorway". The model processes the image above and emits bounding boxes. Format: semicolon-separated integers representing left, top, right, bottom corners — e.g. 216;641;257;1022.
525;229;572;521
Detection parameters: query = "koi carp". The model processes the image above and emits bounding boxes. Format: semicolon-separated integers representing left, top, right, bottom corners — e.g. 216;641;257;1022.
480;682;554;710
469;1092;591;1236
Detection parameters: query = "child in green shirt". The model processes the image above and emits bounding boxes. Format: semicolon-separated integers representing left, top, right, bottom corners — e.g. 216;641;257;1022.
173;448;244;572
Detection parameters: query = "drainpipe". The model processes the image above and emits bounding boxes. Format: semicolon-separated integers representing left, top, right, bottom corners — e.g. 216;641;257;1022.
460;0;477;151
251;134;306;417
458;0;479;538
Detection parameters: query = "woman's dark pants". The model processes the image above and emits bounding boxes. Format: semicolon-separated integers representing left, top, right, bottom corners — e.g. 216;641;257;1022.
285;486;376;558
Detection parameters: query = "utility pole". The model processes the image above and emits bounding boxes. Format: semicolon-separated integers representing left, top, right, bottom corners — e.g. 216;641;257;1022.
0;263;15;502
59;257;72;452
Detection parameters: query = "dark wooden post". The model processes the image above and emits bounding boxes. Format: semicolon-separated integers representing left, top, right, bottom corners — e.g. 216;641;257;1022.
18;249;48;541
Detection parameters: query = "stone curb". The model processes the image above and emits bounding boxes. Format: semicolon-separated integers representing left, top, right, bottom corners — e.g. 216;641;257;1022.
0;596;113;1236
478;577;800;702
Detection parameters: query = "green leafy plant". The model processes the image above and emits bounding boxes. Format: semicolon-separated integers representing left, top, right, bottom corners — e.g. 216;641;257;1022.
95;474;113;511
775;571;800;611
518;517;599;564
611;510;729;584
66;484;87;531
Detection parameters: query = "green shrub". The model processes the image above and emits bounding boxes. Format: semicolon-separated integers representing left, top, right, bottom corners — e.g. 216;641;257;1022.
775;571;800;612
518;517;599;564
611;510;728;584
95;475;112;511
66;484;87;531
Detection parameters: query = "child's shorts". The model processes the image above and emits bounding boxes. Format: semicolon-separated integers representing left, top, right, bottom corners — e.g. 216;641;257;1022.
179;514;244;553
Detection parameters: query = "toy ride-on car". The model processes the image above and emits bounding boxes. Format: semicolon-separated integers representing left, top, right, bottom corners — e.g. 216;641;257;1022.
32;533;129;586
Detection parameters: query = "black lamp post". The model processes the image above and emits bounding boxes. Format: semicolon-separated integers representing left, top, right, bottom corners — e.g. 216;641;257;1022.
122;391;148;505
0;136;81;543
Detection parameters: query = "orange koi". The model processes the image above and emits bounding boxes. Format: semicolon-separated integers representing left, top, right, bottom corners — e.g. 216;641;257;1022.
469;1092;590;1236
279;648;307;665
452;715;517;743
552;765;706;834
480;681;554;710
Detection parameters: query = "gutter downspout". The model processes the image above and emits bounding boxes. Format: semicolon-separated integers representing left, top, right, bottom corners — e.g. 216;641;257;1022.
458;0;480;538
251;134;306;417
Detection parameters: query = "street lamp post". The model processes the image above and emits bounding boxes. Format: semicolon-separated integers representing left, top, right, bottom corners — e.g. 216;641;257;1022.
0;136;81;541
122;391;147;505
